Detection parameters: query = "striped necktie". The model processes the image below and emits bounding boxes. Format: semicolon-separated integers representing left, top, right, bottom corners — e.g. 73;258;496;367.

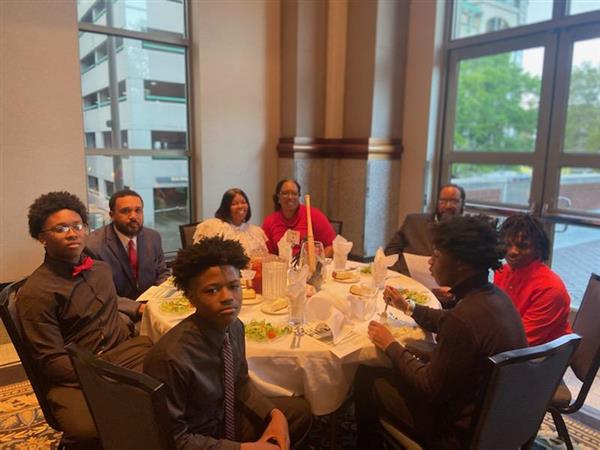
222;332;235;440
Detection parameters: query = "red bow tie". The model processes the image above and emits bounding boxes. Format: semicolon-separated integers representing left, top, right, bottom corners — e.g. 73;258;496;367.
72;256;94;277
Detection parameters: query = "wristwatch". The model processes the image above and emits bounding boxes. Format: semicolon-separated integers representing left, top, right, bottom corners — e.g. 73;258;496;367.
406;299;416;317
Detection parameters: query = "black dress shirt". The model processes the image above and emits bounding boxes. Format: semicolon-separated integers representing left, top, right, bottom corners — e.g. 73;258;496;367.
16;254;132;386
144;315;275;450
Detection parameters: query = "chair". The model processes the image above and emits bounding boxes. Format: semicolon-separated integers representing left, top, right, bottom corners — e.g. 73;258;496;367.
178;221;201;249
549;273;600;450
329;219;343;235
66;343;175;450
381;334;581;450
0;279;62;431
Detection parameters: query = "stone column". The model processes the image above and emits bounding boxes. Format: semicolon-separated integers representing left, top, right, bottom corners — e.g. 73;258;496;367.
278;0;408;260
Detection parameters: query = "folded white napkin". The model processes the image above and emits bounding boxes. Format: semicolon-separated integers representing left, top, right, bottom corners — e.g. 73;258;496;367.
372;247;398;288
304;290;350;343
277;233;293;263
333;235;353;255
347;284;378;321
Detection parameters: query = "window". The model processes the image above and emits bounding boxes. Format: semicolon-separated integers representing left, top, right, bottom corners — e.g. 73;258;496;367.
88;175;99;192
441;1;600;308
77;0;191;255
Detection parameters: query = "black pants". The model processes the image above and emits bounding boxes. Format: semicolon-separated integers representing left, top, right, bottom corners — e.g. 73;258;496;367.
354;365;464;450
238;396;313;449
47;335;153;441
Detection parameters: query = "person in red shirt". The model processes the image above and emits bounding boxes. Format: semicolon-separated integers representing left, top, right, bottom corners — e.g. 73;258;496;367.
262;178;336;257
494;214;572;346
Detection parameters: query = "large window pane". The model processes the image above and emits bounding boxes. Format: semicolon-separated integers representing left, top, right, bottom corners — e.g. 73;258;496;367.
86;155;189;253
79;32;188;151
563;37;600;154
552;225;600;308
569;0;600;15
77;0;185;37
558;167;600;213
451;163;533;205
453;0;552;40
454;48;543;152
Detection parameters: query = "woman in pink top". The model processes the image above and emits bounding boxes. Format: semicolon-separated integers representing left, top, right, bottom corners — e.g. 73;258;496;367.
262;178;336;257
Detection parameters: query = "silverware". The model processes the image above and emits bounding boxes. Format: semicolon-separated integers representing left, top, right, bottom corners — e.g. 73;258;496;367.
290;325;304;349
380;291;390;321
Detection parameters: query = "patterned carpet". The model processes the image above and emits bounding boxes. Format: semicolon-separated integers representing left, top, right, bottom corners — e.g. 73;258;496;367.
1;380;599;449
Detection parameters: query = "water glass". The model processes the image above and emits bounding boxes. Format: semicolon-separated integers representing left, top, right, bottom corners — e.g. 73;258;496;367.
288;291;306;326
262;259;288;300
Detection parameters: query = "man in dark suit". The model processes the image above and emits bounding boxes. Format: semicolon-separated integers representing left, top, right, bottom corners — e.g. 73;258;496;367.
385;184;465;276
87;189;170;320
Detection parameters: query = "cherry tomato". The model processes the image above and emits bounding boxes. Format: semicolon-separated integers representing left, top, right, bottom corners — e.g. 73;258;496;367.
267;330;277;340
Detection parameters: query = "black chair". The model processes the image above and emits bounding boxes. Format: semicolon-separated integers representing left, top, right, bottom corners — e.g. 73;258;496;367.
0;279;61;431
549;273;600;450
329;219;343;235
66;343;175;450
381;334;581;450
178;221;201;249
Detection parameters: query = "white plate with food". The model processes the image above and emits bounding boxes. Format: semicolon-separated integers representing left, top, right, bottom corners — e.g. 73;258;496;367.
331;270;360;284
159;297;195;316
260;298;289;315
245;319;291;342
242;289;263;305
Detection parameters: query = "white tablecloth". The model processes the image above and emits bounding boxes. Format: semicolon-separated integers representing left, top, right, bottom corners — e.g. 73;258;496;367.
140;262;439;415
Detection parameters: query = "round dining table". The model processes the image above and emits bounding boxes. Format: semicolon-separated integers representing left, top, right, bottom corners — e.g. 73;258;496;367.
140;261;440;416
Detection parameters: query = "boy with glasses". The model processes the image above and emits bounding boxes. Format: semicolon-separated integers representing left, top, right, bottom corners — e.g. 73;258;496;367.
16;191;152;442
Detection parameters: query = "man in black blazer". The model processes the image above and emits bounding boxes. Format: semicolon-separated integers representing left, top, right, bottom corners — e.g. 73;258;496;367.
385;184;465;276
87;189;170;320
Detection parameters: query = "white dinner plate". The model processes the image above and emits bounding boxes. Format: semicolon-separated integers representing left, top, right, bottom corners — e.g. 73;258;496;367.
261;302;288;315
242;293;263;306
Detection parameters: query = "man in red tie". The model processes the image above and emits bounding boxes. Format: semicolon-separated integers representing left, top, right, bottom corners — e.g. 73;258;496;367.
144;236;312;449
86;189;170;322
16;191;153;443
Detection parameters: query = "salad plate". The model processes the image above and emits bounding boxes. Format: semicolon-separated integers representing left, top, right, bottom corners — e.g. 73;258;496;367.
245;320;291;342
159;297;195;316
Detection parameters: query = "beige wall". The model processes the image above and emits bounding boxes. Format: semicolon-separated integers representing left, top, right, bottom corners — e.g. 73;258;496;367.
191;0;280;222
0;0;86;283
0;0;438;281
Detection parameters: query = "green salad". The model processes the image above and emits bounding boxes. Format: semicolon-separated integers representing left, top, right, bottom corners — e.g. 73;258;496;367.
159;297;195;315
245;320;291;342
360;265;372;274
400;289;429;305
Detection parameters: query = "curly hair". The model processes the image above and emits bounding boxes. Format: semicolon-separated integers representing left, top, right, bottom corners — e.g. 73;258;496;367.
171;235;250;297
431;214;504;272
28;191;88;239
215;188;251;223
499;214;549;261
272;178;301;211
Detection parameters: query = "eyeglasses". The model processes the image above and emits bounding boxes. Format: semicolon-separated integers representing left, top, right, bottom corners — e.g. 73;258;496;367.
279;191;299;198
438;198;461;206
41;222;86;234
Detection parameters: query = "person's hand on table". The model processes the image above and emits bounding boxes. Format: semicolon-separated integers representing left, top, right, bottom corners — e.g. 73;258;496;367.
382;285;409;313
368;320;396;351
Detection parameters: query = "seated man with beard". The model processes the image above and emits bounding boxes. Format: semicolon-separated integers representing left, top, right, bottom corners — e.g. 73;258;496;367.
355;215;527;449
385;183;465;277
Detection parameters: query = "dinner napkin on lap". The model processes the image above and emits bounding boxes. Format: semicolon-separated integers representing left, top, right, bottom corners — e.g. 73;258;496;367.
372;247;398;288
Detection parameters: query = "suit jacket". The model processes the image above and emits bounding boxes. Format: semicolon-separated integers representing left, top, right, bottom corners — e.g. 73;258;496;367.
384;213;435;276
86;224;170;304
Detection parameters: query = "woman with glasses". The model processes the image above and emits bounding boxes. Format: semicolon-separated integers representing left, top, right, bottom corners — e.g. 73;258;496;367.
262;178;336;257
192;188;268;258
